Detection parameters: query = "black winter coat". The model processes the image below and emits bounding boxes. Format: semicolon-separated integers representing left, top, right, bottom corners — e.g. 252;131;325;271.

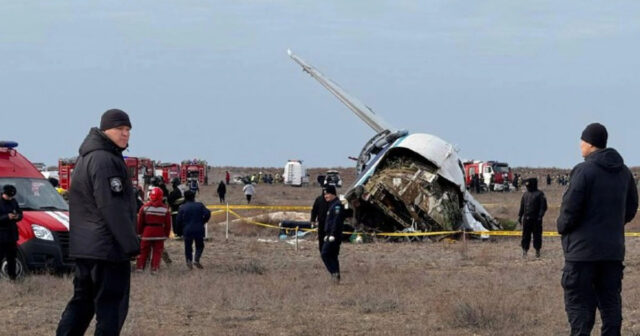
217;182;226;196
0;198;22;242
324;198;344;241
310;194;329;234
518;183;547;223
557;148;638;261
68;128;140;261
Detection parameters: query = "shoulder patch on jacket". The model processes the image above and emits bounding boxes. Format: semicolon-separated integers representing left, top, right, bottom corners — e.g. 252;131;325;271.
109;177;124;193
334;205;341;214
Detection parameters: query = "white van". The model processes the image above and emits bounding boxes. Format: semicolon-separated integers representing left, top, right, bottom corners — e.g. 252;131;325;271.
283;160;309;186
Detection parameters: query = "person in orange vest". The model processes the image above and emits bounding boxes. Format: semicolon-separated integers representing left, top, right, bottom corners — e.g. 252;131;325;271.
136;187;171;273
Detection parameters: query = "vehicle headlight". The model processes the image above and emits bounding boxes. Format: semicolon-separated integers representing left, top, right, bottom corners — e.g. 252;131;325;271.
31;224;54;241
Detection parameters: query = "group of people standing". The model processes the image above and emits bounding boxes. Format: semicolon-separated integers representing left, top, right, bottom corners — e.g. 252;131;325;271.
3;109;637;336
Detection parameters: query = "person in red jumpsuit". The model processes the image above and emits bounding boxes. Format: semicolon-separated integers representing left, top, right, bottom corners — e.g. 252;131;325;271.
136;187;171;272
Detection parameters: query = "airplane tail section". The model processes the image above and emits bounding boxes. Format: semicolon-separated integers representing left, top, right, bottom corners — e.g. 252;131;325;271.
288;49;394;133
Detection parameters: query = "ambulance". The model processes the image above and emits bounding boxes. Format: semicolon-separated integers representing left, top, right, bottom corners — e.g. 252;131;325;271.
0;141;73;277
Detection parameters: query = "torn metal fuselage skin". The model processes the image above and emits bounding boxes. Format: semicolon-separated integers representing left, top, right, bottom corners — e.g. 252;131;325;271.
288;50;501;236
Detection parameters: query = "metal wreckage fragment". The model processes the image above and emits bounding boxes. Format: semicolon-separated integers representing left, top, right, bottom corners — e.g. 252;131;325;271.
288;50;501;238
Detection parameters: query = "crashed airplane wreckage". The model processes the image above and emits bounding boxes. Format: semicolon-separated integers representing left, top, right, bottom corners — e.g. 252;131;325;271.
288;50;501;237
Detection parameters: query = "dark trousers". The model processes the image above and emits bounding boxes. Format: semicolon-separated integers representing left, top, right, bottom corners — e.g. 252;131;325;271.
184;237;204;263
317;229;325;253
57;258;131;336
0;241;18;280
562;261;624;336
521;219;542;251
246;195;252;203
321;241;340;275
218;193;225;203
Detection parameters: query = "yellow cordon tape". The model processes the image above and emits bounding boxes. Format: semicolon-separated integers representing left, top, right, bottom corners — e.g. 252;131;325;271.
207;205;312;211
211;204;640;238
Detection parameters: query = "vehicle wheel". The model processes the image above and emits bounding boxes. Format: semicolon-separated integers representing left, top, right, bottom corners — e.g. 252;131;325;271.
1;252;27;279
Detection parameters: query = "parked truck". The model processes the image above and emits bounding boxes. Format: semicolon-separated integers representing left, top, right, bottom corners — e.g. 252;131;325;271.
463;160;513;191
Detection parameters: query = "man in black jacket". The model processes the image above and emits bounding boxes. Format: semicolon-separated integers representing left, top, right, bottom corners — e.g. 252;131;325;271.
310;187;329;252
57;109;140;336
0;185;22;280
320;185;344;283
518;177;547;258
557;122;638;336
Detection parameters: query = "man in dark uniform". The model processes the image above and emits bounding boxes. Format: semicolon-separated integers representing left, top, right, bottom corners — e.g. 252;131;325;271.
177;190;211;270
320;185;344;283
0;185;22;280
518;177;547;258
167;177;184;237
57;109;140;336
557;123;638;336
310;187;329;252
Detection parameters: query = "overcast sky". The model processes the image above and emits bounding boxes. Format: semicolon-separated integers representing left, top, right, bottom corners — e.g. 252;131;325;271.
1;1;639;169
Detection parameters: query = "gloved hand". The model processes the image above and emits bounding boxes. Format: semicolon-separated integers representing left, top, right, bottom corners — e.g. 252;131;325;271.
517;216;522;224
328;235;336;243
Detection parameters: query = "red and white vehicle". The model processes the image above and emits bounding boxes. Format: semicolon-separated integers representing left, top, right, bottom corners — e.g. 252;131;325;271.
463;160;513;191
155;162;181;184
124;156;156;188
58;158;76;190
180;159;208;185
1;141;73;277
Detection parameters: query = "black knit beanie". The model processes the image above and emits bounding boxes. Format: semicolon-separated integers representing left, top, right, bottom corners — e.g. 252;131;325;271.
2;184;17;197
581;122;607;149
100;109;132;131
323;184;337;196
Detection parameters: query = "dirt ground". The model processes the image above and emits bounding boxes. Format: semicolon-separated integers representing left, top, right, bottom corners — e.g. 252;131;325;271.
1;167;640;335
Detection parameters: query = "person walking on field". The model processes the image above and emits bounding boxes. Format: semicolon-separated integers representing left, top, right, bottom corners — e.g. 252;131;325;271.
0;185;22;281
320;185;344;283
177;190;211;270
243;182;255;204
557;123;638;336
225;170;230;185
136;187;171;273
518;177;547;258
57;109;140;336
217;180;226;204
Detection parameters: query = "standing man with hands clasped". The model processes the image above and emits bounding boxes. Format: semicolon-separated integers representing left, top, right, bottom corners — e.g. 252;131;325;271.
57;109;140;336
557;122;638;336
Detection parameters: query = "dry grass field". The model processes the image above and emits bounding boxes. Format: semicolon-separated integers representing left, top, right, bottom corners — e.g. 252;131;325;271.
1;167;640;335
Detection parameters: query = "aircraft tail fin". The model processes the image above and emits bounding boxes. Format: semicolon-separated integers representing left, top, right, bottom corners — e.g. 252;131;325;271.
288;49;394;133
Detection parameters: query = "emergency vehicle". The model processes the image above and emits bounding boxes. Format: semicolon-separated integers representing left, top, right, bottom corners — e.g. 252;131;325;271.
124;156;155;188
58;158;76;190
180;159;208;185
155;162;181;184
463;160;513;191
283;160;310;187
1;141;73;277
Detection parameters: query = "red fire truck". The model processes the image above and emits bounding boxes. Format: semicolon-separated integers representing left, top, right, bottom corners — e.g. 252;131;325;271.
180;159;208;185
156;162;181;183
124;156;155;188
1;141;73;277
58;157;77;190
463;160;513;191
